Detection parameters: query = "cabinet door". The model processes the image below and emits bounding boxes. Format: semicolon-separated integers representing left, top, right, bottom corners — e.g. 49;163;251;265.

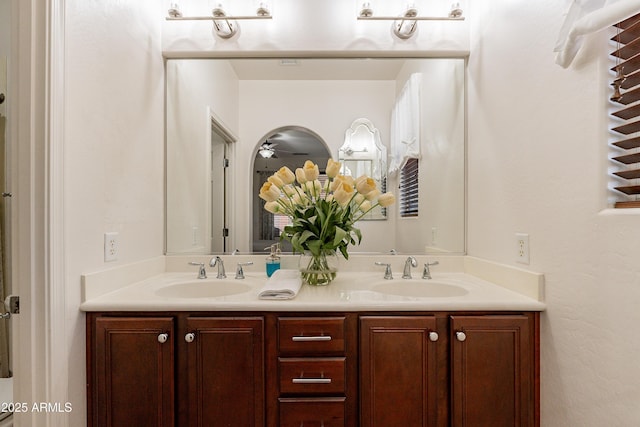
450;315;534;427
185;317;264;426
360;316;439;427
91;316;175;427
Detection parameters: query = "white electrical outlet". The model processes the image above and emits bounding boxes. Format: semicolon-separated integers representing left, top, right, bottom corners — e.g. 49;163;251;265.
104;232;119;262
515;233;530;264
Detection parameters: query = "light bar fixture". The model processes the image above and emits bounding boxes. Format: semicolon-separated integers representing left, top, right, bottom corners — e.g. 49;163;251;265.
166;2;272;39
357;2;464;39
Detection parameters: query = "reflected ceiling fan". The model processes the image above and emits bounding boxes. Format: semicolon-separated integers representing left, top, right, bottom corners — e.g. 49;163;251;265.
258;141;278;158
258;137;309;159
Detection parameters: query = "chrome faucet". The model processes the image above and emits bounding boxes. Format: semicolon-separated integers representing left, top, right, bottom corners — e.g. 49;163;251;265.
188;262;207;279
402;256;417;279
235;262;253;279
422;261;439;279
375;262;394;280
209;256;226;279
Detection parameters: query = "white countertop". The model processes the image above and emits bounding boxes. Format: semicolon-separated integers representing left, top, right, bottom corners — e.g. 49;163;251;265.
80;257;546;312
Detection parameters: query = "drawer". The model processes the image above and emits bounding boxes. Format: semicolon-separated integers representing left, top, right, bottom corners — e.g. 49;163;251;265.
278;317;345;355
279;357;345;395
279;397;345;427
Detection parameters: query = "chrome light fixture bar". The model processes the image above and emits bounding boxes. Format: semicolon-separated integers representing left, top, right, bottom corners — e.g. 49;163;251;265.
166;2;272;39
357;2;464;39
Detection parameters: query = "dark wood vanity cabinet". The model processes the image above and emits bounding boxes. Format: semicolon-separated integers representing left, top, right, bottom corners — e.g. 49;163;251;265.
89;316;175;427
271;315;359;427
359;316;440;427
87;311;538;427
450;314;537;427
183;317;264;426
87;314;264;427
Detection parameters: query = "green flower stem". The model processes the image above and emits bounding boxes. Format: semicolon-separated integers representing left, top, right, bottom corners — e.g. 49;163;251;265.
352;201;381;222
300;251;337;286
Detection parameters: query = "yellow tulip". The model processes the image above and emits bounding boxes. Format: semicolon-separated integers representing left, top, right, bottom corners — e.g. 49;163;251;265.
356;176;376;195
283;185;297;196
326;159;341;178
268;174;284;188
378;192;396;207
264;201;280;213
330;176;344;192
303;160;319;181
259;182;281;202
365;188;381;201
295;168;307;184
333;182;355;206
359;200;372;212
276;166;296;184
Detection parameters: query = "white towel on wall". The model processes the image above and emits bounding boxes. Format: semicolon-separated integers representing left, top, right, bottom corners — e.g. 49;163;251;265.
389;73;421;176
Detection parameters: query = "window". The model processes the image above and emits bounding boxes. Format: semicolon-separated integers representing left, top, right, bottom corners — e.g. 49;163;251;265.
399;158;419;217
610;13;640;208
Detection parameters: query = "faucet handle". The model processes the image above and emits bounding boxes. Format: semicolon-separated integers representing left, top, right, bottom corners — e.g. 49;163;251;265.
422;261;439;279
235;262;253;279
188;262;207;279
374;262;393;280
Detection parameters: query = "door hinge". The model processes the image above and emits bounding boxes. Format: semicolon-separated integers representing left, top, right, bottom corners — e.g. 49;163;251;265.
1;295;19;319
223;158;229;168
222;227;229;237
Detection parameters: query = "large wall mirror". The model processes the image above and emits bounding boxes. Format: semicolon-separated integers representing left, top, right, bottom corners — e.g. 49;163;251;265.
165;57;465;255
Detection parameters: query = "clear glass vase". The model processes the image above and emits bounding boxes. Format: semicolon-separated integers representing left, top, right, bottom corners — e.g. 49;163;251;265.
298;250;339;286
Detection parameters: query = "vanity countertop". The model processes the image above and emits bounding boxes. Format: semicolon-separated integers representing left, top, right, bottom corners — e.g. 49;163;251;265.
80;256;546;312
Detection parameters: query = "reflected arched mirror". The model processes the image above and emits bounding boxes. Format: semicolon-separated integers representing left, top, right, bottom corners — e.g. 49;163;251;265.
339;118;387;220
252;127;331;252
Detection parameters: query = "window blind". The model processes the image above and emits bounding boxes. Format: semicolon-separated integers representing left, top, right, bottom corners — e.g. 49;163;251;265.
610;12;640;208
399;158;419;217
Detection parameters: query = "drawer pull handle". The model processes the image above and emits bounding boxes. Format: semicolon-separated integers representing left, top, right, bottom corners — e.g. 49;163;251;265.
157;333;169;344
291;335;332;342
292;378;332;384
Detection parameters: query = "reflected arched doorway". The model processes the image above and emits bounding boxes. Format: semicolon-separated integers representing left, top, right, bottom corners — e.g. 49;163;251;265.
251;126;331;252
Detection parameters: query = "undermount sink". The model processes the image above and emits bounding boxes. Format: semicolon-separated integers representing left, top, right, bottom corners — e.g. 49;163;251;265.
155;280;252;298
372;281;469;298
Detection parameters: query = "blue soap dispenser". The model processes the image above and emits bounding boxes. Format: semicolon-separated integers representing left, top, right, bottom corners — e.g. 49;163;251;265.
265;243;281;277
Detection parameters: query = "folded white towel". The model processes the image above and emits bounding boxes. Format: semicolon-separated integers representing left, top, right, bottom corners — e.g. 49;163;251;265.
258;269;302;300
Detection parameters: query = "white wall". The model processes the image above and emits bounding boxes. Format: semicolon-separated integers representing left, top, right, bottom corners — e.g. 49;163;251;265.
395;59;466;254
64;0;165;424
468;1;640;425
166;60;239;253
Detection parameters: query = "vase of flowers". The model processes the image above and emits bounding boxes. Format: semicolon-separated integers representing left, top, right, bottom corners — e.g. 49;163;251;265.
298;249;339;286
259;159;395;286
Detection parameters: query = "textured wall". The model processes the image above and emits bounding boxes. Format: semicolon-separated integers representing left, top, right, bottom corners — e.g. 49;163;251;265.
467;0;640;425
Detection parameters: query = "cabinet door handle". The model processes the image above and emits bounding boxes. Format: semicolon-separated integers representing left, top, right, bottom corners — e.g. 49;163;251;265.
157;333;169;344
185;332;195;343
428;331;439;342
292;378;332;384
455;331;466;342
291;335;332;342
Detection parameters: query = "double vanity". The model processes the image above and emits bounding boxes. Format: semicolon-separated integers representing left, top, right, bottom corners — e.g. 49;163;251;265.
82;255;545;427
